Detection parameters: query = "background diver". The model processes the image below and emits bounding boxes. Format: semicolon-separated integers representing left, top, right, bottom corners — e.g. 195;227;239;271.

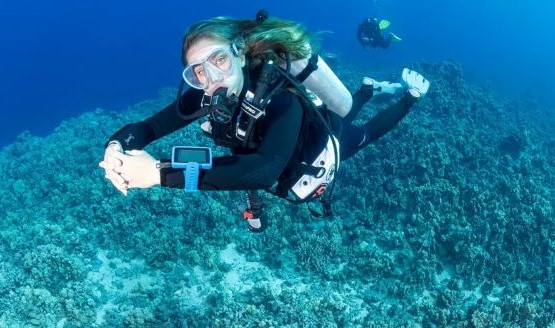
357;17;402;49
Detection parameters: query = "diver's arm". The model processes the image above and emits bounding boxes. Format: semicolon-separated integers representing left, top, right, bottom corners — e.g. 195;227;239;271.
161;92;304;190
106;88;204;151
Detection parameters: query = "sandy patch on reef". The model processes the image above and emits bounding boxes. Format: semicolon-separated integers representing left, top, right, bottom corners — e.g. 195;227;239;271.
88;250;157;325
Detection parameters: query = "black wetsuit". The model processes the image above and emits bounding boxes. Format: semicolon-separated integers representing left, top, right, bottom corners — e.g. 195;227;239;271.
107;81;415;191
341;86;415;158
357;18;390;49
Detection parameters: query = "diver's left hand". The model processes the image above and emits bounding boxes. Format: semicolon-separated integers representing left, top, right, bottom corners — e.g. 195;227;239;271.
402;68;430;97
108;150;161;191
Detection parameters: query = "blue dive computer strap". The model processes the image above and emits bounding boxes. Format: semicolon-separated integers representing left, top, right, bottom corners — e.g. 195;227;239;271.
184;162;200;192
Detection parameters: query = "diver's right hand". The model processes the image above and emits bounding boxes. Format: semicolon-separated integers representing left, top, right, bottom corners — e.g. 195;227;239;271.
401;68;430;97
98;141;129;195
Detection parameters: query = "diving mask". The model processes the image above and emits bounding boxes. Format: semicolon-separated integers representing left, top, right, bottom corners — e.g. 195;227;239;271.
182;46;237;90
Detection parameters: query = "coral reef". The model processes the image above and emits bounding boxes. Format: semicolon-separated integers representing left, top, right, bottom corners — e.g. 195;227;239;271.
0;62;554;326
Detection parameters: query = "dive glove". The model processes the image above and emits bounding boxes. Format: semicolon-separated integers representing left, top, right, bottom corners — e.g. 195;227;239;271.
401;68;430;98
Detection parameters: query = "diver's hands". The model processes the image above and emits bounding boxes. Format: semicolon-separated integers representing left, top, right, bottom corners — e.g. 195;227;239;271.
401;68;430;98
110;150;161;191
99;141;129;195
99;144;160;195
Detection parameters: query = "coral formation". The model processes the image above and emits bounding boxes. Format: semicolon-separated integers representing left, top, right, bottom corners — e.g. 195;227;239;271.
0;62;554;326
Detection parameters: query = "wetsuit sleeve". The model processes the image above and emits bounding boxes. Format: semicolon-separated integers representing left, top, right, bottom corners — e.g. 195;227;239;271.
161;92;304;190
106;88;204;151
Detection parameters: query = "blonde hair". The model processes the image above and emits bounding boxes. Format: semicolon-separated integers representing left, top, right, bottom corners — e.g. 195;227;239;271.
182;16;316;69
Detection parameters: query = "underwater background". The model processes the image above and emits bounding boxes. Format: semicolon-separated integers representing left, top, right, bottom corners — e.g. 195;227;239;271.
1;0;555;327
1;0;554;148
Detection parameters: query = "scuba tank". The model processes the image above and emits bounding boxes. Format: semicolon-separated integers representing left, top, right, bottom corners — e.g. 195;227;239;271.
255;9;352;119
288;54;352;118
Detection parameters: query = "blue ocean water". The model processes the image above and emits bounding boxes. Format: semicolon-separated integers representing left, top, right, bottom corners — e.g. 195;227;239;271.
1;1;555;326
0;0;553;149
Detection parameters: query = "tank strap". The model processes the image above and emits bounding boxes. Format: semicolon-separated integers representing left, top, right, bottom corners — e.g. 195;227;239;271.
294;54;319;82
